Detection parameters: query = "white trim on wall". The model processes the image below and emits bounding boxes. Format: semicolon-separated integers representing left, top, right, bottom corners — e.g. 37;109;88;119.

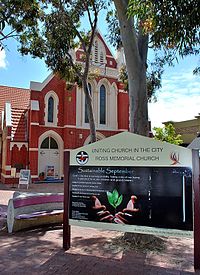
118;129;128;132
119;89;127;93
31;175;39;178
30;73;54;91
29;148;38;151
64;125;77;128
31;122;40;126
10;142;28;150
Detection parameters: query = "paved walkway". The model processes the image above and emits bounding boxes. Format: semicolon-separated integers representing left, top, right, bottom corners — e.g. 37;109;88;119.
0;183;199;274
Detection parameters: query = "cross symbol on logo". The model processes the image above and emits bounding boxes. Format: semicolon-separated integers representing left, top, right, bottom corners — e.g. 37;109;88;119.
76;151;89;165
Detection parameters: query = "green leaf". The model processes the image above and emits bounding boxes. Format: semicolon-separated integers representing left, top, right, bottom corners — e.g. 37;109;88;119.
112;189;119;205
107;189;123;209
116;194;123;207
107;191;115;208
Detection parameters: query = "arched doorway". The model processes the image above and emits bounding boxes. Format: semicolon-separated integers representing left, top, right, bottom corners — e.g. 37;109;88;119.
38;132;63;179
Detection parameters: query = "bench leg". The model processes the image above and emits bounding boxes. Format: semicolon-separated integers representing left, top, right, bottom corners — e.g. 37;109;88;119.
7;199;14;233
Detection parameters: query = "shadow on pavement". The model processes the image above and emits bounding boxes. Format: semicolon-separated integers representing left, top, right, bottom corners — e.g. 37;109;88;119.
0;226;198;275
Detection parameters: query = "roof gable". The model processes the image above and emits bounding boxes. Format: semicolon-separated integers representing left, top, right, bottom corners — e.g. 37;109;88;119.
95;30;115;58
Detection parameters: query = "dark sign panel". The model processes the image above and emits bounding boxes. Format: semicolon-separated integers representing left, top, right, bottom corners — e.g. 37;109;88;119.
69;166;192;231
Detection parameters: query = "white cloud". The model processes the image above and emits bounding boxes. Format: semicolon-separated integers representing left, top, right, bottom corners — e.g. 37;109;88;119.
149;70;200;128
0;49;7;69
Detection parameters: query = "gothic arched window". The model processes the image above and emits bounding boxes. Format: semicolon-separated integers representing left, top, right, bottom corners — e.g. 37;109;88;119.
40;137;58;149
100;84;106;124
48;96;54;123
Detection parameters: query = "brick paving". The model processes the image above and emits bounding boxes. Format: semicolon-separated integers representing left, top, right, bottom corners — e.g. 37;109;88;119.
0;183;199;275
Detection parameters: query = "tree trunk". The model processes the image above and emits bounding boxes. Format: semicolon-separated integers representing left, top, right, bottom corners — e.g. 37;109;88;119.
82;79;97;143
129;64;148;135
114;0;149;136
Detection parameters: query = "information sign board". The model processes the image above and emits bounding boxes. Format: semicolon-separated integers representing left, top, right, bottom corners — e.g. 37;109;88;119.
63;132;200;269
69;132;193;234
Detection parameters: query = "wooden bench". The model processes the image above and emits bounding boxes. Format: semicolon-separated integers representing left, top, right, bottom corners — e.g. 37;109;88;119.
7;192;64;233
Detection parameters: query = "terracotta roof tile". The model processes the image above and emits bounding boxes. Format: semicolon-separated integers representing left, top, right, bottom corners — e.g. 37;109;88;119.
11;108;27;141
0;85;30;113
0;85;30;137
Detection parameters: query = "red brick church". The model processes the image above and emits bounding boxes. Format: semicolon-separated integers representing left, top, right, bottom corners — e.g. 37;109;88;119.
0;32;130;184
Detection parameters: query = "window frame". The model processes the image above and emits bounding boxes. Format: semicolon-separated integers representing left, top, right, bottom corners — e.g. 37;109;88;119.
99;84;106;125
44;91;59;126
40;136;58;149
48;96;54;123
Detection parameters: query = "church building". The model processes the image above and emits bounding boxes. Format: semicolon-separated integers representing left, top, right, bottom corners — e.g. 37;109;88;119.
0;32;129;184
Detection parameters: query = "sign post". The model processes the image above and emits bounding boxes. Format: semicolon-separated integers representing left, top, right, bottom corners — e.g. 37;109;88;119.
192;150;200;270
63;151;71;250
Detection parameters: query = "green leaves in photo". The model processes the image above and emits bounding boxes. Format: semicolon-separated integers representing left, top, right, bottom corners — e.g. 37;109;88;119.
107;189;123;209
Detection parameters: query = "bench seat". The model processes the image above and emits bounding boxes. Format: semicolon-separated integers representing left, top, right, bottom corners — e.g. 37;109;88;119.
7;192;64;233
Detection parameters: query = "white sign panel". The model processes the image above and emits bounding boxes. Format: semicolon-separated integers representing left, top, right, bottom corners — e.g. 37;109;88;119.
70;132;192;168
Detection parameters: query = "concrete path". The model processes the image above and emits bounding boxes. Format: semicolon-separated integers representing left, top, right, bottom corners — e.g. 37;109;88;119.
0;183;199;274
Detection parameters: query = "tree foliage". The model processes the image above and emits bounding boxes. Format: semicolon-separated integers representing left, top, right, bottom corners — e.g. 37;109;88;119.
128;0;200;56
153;123;183;145
0;0;41;49
127;0;200;80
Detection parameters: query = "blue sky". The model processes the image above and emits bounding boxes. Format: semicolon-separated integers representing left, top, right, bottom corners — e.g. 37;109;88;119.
148;55;200;127
0;17;199;129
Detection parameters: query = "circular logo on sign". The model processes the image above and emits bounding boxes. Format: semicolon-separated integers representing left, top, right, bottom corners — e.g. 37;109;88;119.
76;151;89;165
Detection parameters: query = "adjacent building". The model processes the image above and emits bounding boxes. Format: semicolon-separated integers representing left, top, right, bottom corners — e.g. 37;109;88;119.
164;114;200;147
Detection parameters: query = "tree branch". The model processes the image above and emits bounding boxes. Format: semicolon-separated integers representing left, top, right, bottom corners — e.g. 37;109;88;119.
83;2;98;77
0;29;18;41
84;3;93;29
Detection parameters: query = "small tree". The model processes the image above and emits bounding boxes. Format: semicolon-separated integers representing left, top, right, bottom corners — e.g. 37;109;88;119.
153;123;183;145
